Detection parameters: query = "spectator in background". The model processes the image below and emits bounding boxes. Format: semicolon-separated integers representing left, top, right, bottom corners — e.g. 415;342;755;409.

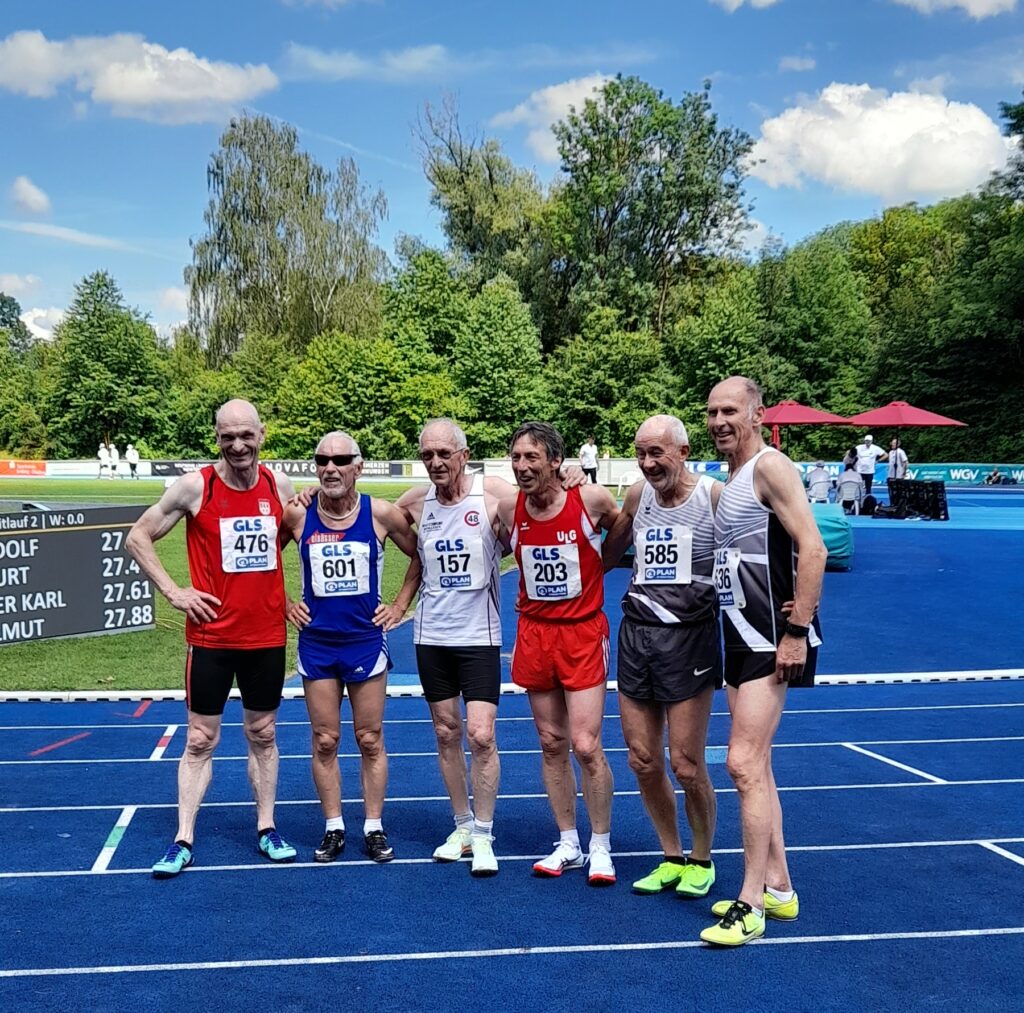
842;446;857;472
804;461;832;503
854;435;888;495
126;443;140;480
837;460;865;514
109;442;121;479
887;438;908;481
579;435;599;485
98;442;111;480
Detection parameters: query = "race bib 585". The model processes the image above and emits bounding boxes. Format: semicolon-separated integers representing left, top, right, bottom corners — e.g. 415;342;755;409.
635;524;693;585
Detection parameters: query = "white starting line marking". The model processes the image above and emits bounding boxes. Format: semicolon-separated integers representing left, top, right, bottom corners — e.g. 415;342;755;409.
978;842;1024;868
2;926;1023;978
148;725;177;761
90;807;137;873
841;743;947;783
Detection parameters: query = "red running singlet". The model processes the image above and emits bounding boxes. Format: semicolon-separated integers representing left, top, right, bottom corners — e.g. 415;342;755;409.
185;465;286;649
511;486;604;622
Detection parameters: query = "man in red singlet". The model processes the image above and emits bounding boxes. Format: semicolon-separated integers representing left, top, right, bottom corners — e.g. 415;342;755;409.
127;399;298;878
495;422;620;885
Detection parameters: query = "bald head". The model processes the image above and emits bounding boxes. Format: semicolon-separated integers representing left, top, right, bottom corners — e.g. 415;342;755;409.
709;376;763;420
636;414;689;448
419;418;468;452
215;399;261;432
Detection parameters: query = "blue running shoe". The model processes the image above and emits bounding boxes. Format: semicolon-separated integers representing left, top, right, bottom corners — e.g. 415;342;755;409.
258;829;297;863
152;841;193;879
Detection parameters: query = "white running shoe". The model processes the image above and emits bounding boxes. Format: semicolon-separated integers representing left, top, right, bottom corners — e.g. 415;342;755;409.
433;826;473;862
470;835;499;877
587;843;616;886
532;840;585;877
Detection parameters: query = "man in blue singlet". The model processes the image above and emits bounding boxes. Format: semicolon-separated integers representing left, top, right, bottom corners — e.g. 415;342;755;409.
282;431;417;863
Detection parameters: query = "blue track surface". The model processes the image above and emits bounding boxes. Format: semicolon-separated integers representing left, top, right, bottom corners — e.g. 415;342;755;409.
2;497;1023;1010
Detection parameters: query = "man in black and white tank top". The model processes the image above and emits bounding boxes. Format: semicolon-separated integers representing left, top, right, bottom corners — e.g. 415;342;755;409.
602;414;722;901
699;377;827;949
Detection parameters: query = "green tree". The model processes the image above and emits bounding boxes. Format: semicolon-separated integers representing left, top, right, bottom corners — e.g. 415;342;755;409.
186;114;388;361
231;331;291;415
46;272;168;457
0;292;34;357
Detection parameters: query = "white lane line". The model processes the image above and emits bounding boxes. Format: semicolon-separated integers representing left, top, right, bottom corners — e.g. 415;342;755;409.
148;725;177;761
3;776;1024;815
90;807;137;873
3;926;1024;977
8;732;1024;765
978;842;1024;868
2;700;1024;732
6;836;1024;881
842;743;947;783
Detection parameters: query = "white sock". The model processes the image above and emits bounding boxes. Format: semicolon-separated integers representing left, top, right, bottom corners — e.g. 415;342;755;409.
364;818;383;835
559;828;580;850
473;819;493;838
750;906;764;920
455;811;474;829
325;815;344;832
766;886;794;902
589;832;611;852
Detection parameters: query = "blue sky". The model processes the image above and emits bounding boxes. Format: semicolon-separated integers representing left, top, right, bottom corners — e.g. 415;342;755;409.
1;0;1022;338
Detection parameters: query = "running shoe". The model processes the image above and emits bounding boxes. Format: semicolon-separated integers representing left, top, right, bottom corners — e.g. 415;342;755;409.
433;826;473;862
314;829;346;863
470;835;499;877
151;841;193;879
364;829;395;863
675;860;716;898
632;860;685;894
711;890;799;921
532;840;585;877
587;843;616;886
257;829;297;863
700;900;765;947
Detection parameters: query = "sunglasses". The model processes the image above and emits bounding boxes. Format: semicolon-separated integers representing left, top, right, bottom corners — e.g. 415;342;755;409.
314;453;359;467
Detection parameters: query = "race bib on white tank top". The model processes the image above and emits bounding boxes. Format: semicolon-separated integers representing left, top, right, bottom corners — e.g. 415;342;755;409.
308;541;371;596
634;524;693;585
219;516;278;573
713;548;745;610
423;532;487;591
522;543;582;601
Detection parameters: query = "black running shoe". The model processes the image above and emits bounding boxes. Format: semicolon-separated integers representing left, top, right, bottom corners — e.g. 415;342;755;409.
364;829;395;863
314;829;346;863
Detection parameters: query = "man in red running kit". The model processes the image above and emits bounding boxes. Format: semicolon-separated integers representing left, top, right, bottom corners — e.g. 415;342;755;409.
127;399;298;878
495;422;620;886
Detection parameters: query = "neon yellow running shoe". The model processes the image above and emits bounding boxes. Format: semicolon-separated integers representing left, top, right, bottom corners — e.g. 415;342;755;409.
632;861;685;894
711;890;799;921
675;860;715;898
700;900;765;947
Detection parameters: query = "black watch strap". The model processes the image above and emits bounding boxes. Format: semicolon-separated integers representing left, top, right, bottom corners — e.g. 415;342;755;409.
784;621;810;639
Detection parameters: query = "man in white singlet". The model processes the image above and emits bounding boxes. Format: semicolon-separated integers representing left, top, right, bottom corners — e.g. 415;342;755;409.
700;377;826;948
602;414;722;900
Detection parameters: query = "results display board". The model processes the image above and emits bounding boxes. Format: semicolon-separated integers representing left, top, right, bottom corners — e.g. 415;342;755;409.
0;505;155;646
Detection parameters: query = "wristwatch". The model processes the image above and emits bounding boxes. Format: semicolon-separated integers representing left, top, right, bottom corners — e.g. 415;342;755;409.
784;621;810;639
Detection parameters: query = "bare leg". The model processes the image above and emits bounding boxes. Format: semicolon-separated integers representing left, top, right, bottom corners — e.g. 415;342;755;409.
465;700;499;823
620;696;681;855
348;674;388;820
666;686;716;861
725;679;787;908
304;678;343;818
565;683;613;835
428;697;470;815
175;711;221;843
528;689;576;832
243;706;281;831
765;763;793;892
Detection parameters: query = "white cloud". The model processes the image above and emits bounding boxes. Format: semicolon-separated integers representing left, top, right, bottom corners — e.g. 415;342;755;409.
10;176;51;215
282;42;451;82
491;74;611;163
779;56;816;72
158;286;190;316
0;30;278;124
710;0;782;11
890;0;1017;18
749;83;1014;201
0;219;142;253
20;306;65;341
0;273;41;296
896;37;1024;89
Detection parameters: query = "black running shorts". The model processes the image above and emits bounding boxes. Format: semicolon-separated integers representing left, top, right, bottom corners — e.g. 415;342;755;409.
415;645;501;706
186;645;286;715
616;617;722;704
724;644;818;689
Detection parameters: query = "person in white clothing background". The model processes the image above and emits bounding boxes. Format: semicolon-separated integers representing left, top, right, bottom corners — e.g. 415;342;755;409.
887;438;908;481
854;434;888;494
579;435;599;484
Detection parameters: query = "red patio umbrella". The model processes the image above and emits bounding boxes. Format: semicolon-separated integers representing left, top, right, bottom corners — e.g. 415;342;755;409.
845;401;967;428
761;400;849;448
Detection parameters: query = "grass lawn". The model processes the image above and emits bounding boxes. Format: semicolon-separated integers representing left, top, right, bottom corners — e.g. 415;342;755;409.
0;478;417;692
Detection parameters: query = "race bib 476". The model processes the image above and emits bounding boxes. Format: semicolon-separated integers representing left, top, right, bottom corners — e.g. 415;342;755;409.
219;517;278;573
